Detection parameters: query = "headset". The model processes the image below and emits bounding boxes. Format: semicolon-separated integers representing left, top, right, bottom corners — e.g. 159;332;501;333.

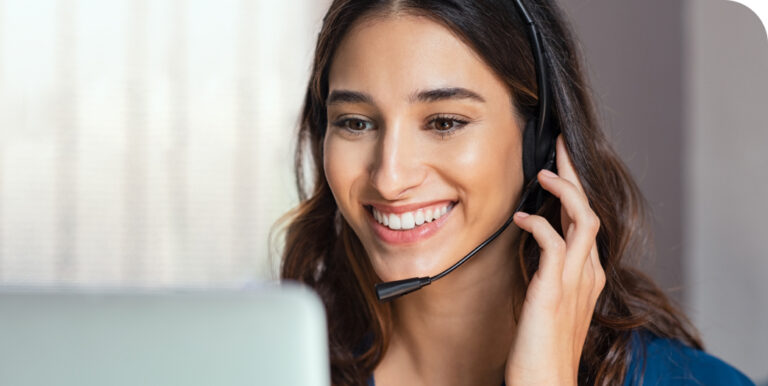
374;0;560;301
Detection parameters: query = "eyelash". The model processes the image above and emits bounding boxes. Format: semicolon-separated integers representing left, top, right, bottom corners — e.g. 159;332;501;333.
331;114;470;139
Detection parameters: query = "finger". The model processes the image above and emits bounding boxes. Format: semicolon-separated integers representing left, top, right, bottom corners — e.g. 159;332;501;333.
576;222;602;278
553;134;585;247
554;134;586;194
537;169;600;254
513;212;566;281
537;170;600;284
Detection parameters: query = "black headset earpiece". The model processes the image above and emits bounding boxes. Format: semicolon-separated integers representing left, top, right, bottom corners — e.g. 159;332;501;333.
522;118;540;184
521;116;558;215
518;0;559;216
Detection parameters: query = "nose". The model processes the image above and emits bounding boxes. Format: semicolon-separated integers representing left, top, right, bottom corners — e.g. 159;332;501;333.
368;122;426;200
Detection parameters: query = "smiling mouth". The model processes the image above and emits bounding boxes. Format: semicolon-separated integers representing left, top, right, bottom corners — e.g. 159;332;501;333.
365;202;456;231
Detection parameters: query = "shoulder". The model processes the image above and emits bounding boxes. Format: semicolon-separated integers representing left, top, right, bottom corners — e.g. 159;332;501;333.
624;329;755;386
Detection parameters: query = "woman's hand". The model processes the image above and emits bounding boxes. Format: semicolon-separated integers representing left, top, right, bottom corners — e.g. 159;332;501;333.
505;134;605;386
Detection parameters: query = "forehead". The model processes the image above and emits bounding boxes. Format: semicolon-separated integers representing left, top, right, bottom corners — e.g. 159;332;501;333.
327;13;512;107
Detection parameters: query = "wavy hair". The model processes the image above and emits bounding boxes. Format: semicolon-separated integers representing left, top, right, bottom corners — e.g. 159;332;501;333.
278;0;703;384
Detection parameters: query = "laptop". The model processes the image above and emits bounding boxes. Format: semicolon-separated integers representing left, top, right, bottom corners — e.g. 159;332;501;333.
0;281;329;386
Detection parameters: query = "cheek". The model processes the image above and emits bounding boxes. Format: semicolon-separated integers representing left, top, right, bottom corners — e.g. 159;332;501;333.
323;138;346;202
323;137;367;212
452;129;523;218
455;134;520;178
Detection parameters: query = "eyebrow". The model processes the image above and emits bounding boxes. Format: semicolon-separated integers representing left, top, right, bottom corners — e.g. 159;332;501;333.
326;87;486;106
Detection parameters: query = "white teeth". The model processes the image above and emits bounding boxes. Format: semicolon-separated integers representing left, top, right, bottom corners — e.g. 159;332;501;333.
401;212;415;229
388;213;401;230
372;204;453;231
414;209;425;225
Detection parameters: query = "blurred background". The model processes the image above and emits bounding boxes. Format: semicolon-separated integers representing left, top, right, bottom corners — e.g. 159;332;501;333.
0;0;765;383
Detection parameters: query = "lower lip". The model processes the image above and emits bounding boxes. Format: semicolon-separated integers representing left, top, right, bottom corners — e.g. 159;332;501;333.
367;203;456;245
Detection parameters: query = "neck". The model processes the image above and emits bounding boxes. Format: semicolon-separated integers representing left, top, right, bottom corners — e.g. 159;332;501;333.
381;227;523;386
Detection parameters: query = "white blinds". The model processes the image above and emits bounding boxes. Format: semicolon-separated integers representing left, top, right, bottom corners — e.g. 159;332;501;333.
0;0;327;287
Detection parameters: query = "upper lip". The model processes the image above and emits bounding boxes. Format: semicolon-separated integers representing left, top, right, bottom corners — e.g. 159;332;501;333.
365;200;455;214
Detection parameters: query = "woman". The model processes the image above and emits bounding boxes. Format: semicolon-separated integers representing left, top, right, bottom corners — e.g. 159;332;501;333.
280;0;755;385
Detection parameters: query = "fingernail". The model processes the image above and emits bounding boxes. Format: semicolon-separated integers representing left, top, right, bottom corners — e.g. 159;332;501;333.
515;212;529;218
540;169;557;178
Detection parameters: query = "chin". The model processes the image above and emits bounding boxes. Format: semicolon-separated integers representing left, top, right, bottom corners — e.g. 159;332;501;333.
365;246;453;283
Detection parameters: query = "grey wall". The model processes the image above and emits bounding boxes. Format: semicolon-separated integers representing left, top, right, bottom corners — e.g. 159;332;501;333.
686;0;768;382
559;0;767;382
559;0;687;303
561;0;768;384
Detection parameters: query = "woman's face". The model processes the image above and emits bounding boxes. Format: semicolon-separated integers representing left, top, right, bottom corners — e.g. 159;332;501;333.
323;14;525;282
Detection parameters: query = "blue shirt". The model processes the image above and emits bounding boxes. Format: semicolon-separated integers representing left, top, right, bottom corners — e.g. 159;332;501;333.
362;329;754;385
622;329;754;385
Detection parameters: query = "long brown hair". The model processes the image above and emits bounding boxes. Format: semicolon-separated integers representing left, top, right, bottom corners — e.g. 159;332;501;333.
279;0;703;385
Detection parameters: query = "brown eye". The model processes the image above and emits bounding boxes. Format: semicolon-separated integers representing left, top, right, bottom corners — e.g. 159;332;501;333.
344;119;369;131
332;118;374;135
427;115;469;138
434;118;454;131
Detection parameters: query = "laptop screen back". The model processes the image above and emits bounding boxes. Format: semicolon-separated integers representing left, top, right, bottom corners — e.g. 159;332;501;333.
0;283;329;386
